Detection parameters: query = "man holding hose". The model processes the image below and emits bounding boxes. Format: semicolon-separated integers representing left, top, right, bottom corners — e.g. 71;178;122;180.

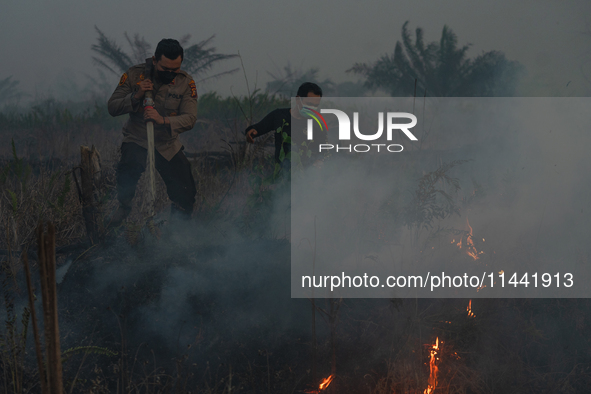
107;39;197;227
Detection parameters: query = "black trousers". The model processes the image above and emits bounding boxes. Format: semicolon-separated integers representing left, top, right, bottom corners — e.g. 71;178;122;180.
116;142;196;215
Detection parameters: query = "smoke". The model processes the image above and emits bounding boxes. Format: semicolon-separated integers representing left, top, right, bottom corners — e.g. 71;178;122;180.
57;209;313;366
0;102;588;389
290;97;591;298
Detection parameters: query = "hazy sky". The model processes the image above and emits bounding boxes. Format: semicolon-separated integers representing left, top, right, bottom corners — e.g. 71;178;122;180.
2;0;590;99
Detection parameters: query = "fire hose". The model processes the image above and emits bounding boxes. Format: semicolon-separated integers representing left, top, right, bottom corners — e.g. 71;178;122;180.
143;93;156;218
143;60;156;232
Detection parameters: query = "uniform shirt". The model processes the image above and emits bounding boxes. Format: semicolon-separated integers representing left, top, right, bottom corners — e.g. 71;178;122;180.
108;59;198;161
245;108;327;164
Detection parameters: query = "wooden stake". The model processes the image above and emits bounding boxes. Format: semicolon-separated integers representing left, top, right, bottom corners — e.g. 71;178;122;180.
23;251;49;394
36;222;63;394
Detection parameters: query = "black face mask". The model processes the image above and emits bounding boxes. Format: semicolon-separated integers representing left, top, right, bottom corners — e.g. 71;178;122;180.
157;70;177;84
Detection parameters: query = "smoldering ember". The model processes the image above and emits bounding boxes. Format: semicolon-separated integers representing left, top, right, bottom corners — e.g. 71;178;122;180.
2;23;591;394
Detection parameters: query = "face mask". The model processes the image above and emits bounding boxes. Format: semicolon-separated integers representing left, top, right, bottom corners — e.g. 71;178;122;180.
298;97;320;117
157;70;177;84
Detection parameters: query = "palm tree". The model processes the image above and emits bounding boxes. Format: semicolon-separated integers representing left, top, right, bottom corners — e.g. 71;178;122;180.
348;21;523;97
0;76;24;104
91;27;239;83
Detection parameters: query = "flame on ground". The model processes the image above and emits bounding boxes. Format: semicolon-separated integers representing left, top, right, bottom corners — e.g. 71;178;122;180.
465;219;481;260
424;337;441;394
453;219;484;260
319;374;334;390
306;375;334;393
467;300;475;318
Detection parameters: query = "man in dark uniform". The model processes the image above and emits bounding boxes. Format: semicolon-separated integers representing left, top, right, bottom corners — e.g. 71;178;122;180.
245;82;326;171
108;39;198;226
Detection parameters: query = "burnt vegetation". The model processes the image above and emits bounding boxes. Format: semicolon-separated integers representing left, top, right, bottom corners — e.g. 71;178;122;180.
1;24;590;394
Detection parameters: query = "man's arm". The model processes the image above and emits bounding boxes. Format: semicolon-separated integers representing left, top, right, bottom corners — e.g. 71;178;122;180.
167;79;198;136
108;71;140;117
245;109;282;143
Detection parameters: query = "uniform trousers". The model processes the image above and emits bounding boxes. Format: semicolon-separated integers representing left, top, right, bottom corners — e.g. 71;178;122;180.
116;142;196;216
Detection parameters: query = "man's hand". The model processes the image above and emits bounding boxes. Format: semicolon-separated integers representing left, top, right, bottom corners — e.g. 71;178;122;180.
144;107;165;125
246;129;258;143
135;79;154;100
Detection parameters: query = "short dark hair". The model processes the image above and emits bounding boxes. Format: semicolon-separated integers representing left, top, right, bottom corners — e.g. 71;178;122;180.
297;82;322;97
154;39;184;61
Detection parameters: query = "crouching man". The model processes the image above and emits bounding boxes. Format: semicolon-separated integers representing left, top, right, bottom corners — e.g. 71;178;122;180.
107;38;198;227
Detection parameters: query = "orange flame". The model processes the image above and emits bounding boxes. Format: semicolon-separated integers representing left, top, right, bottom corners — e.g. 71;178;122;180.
467;300;475;318
453;219;484;260
318;375;334;391
423;337;440;394
306;375;334;393
465;219;480;260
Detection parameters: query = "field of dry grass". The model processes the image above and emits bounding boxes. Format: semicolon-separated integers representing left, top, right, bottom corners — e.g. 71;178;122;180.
1;96;591;393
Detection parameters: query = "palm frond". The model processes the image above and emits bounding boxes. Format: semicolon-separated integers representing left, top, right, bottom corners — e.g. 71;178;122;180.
182;35;239;80
91;30;238;83
124;32;151;64
0;76;23;104
91;26;134;75
348;21;522;97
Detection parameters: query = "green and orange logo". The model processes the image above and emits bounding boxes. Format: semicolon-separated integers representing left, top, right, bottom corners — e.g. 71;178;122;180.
301;106;328;132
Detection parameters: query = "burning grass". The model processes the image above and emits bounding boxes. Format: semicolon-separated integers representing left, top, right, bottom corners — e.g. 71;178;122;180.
1;96;591;393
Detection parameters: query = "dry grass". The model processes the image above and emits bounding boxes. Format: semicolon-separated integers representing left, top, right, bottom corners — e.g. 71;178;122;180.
2;96;591;393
